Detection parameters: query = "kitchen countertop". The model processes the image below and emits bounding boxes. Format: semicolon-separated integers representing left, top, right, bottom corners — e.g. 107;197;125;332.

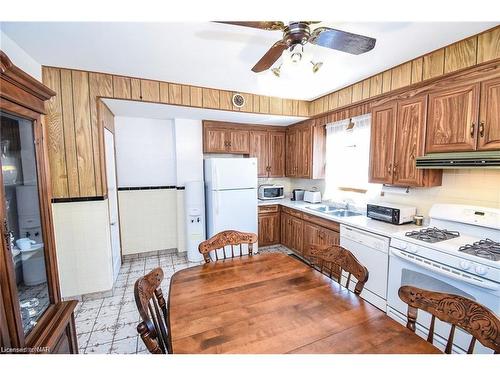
258;198;420;238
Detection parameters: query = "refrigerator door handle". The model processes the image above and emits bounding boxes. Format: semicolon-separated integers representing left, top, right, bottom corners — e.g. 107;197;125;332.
215;191;220;215
214;163;219;191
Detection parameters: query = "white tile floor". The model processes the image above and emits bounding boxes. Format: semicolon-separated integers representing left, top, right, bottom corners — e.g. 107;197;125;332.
75;246;287;354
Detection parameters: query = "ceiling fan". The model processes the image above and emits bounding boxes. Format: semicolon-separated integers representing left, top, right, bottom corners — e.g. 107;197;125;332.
216;21;376;73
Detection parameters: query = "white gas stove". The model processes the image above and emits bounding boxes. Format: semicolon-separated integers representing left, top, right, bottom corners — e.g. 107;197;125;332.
387;203;500;354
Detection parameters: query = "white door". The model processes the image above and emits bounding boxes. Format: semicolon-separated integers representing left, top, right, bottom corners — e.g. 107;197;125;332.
105;129;122;281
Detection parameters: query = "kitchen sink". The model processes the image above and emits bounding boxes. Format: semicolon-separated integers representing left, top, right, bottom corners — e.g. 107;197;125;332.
305;205;363;218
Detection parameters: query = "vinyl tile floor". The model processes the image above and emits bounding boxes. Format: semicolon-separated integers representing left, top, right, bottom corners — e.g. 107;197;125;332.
75;246;288;354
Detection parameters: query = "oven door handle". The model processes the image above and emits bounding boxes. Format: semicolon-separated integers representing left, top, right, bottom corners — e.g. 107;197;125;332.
391;249;500;291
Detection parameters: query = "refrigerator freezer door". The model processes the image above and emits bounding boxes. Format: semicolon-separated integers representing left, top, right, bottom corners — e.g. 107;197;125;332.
205;158;258;191
206;188;258;258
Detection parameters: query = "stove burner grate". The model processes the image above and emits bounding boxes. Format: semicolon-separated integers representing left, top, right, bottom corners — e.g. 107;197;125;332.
405;227;460;243
459;239;500;261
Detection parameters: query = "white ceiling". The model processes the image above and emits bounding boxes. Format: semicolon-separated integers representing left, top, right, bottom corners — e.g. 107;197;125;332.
2;22;497;100
102;99;303;125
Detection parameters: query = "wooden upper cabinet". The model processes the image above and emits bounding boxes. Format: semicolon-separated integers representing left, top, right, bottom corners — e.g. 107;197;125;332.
250;130;269;176
393;96;427;186
426;83;480;153
204;128;227;153
369;102;397;184
228;129;250;153
285;129;298;177
285;120;325;179
478;77;500;151
268;131;286;177
298;126;312;177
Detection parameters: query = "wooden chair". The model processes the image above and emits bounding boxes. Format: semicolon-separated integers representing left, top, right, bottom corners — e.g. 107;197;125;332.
198;230;258;263
134;267;171;354
306;244;369;295
398;285;500;354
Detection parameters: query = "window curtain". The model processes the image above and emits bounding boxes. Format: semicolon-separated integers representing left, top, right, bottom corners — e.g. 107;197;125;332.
323;113;378;200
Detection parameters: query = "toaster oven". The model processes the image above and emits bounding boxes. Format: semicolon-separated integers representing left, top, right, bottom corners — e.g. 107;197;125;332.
367;203;417;225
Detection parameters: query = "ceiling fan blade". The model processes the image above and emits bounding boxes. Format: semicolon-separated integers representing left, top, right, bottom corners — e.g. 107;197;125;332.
214;21;285;31
309;27;376;55
251;40;288;73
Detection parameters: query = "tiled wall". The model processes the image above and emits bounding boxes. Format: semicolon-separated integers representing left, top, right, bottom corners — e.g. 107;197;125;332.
288;170;500;217
52;200;113;298
118;189;178;255
378;170;500;216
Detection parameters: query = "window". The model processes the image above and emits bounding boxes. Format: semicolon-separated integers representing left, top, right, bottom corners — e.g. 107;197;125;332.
323;114;380;201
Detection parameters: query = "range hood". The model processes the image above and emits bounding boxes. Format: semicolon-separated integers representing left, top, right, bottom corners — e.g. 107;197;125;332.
416;151;500;169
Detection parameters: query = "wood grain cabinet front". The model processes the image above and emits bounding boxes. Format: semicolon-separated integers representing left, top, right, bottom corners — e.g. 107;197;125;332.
369;96;442;187
426;83;480;153
478;77;500;151
258;206;281;247
285;120;326;179
250;130;286;177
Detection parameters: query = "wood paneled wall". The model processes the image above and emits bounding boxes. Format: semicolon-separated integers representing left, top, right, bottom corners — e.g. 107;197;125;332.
309;26;500;116
42;67;309;198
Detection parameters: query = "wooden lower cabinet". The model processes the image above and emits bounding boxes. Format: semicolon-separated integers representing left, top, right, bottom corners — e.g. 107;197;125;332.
258;205;280;246
280;212;303;254
278;207;339;258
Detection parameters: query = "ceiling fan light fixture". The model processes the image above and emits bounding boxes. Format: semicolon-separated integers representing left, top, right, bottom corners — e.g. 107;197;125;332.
271;65;281;77
311;61;323;73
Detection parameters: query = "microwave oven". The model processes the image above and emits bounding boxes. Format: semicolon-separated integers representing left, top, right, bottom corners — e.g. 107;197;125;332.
258;185;284;200
367;202;416;225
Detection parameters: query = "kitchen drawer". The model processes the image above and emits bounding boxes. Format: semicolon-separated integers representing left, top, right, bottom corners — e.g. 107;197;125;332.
258;205;280;214
281;206;303;219
302;212;340;232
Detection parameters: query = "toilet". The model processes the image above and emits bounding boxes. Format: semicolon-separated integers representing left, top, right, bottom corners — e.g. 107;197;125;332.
18;243;46;286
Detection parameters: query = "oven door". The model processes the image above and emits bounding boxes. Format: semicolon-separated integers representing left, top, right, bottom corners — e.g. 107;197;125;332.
387;247;500;354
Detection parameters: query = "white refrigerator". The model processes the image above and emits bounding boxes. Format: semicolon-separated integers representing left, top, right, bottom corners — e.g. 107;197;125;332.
204;158;258;256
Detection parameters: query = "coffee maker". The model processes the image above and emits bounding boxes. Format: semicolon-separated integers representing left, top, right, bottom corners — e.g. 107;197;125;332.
291;189;305;201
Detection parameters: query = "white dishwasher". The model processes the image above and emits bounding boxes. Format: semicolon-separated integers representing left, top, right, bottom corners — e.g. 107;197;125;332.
340;224;390;311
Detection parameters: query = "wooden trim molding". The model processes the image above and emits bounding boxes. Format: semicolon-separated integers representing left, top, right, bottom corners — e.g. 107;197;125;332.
309;25;500;117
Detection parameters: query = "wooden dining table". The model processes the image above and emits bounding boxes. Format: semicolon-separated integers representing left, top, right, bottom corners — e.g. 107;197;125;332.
168;252;440;354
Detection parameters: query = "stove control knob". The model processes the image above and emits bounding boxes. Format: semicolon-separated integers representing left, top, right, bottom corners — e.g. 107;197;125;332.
407;245;418;254
475;265;488;276
459;260;471;270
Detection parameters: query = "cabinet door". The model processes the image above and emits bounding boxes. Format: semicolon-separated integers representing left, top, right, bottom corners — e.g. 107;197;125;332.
258;213;280;246
228;130;250;154
205;128;227;153
250;131;269;177
290;217;304;254
303;222;322;252
369;102;397;184
323;228;340;246
297;126;311;178
426;83;480;153
285;130;297;177
393;96;428;186
268;131;286;177
478;77;500;151
280;212;290;248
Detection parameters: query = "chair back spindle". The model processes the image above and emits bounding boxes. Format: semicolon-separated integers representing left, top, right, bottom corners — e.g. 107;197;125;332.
399;285;500;354
198;230;258;263
306;244;369;295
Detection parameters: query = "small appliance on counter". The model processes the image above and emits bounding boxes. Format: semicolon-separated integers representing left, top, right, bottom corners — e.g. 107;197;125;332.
291;189;305;201
258;184;284;200
303;190;322;204
367;202;417;225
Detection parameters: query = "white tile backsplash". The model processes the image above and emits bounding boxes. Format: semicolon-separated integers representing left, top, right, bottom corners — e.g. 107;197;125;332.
118;189;178;255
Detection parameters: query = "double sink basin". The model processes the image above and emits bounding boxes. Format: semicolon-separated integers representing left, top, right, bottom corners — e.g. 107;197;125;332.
305;204;363;218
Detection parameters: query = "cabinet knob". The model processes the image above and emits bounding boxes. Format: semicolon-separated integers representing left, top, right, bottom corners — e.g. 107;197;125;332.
388;163;392;176
479;122;485;138
470;123;475;137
